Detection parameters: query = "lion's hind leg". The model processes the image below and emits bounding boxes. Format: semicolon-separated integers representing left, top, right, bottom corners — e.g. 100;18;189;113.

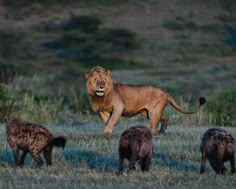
148;112;161;135
159;115;169;134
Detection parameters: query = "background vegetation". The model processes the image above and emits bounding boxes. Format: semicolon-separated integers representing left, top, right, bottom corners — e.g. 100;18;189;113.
0;0;236;188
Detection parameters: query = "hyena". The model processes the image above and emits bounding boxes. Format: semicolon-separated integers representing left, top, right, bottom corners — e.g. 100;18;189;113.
200;128;235;174
6;119;66;168
119;125;153;174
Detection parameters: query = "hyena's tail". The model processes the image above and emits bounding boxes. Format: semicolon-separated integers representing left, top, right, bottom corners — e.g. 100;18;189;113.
52;136;67;149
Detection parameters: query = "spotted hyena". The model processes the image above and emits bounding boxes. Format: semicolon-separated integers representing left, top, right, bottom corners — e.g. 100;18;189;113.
200;128;235;174
119;125;153;174
6;119;66;168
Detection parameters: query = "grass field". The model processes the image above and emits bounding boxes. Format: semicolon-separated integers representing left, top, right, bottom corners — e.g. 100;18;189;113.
0;121;236;189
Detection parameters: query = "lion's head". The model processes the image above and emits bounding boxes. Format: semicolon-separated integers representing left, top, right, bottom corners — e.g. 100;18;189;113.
85;66;113;97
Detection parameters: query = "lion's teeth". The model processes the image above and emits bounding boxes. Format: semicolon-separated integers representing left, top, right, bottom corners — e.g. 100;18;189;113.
96;91;104;96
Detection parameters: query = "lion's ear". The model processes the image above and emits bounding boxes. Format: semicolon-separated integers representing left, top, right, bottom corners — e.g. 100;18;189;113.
85;73;90;79
106;70;111;75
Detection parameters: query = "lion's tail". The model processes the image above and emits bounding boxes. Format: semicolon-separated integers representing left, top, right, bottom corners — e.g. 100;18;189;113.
167;94;206;114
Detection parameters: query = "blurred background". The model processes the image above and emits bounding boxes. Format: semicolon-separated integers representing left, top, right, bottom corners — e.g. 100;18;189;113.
0;0;235;127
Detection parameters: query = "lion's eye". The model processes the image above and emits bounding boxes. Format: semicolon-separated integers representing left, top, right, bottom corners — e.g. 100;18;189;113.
94;78;98;82
104;78;107;82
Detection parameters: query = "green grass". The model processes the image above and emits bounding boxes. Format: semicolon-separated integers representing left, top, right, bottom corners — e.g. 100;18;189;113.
0;123;236;188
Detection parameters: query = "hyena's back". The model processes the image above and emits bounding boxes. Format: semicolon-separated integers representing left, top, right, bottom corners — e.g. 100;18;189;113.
7;119;53;151
200;128;235;174
200;128;235;155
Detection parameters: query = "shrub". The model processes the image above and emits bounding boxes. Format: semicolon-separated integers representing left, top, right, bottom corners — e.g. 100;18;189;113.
0;28;30;59
96;28;139;50
206;84;236;126
64;15;102;33
14;92;61;125
43;18;140;61
62;31;93;47
63;89;91;113
219;0;236;12
0;84;15;122
0;59;17;83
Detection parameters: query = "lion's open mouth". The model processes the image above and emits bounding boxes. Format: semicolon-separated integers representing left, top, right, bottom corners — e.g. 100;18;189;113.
95;90;105;96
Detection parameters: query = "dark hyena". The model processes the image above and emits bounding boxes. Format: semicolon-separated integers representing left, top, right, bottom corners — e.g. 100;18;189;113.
6;119;66;168
119;125;153;174
200;128;235;174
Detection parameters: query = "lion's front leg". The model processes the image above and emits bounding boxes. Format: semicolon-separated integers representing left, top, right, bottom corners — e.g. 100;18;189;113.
99;111;111;124
104;104;124;134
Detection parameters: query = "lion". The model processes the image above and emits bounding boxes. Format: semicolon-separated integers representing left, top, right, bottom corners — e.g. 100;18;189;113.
85;66;205;135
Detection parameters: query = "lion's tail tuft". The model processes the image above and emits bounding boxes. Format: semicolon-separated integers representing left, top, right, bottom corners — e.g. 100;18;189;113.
199;97;206;106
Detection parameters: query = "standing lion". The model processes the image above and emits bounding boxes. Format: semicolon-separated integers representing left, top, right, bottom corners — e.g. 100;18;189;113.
85;66;205;135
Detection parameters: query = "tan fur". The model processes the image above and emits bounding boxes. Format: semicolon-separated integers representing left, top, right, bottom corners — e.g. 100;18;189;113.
85;66;205;135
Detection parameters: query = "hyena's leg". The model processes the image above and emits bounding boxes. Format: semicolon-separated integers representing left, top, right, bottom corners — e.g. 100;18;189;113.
29;148;44;167
219;160;227;174
139;156;152;172
230;154;235;173
217;147;227;174
43;145;53;166
19;150;28;167
128;156;137;171
10;145;20;167
209;158;226;174
200;151;207;174
119;156;124;174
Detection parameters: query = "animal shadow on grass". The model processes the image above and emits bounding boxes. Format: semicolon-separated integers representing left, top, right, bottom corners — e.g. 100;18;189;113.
0;149;66;168
153;152;200;173
0;150;15;167
64;149;118;172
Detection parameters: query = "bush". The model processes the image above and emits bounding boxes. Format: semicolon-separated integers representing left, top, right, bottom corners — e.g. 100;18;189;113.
0;28;30;59
43;17;140;61
96;28;139;50
0;84;15;122
62;31;93;47
0;59;17;83
219;0;236;12
206;84;236;126
64;15;102;33
0;59;37;83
